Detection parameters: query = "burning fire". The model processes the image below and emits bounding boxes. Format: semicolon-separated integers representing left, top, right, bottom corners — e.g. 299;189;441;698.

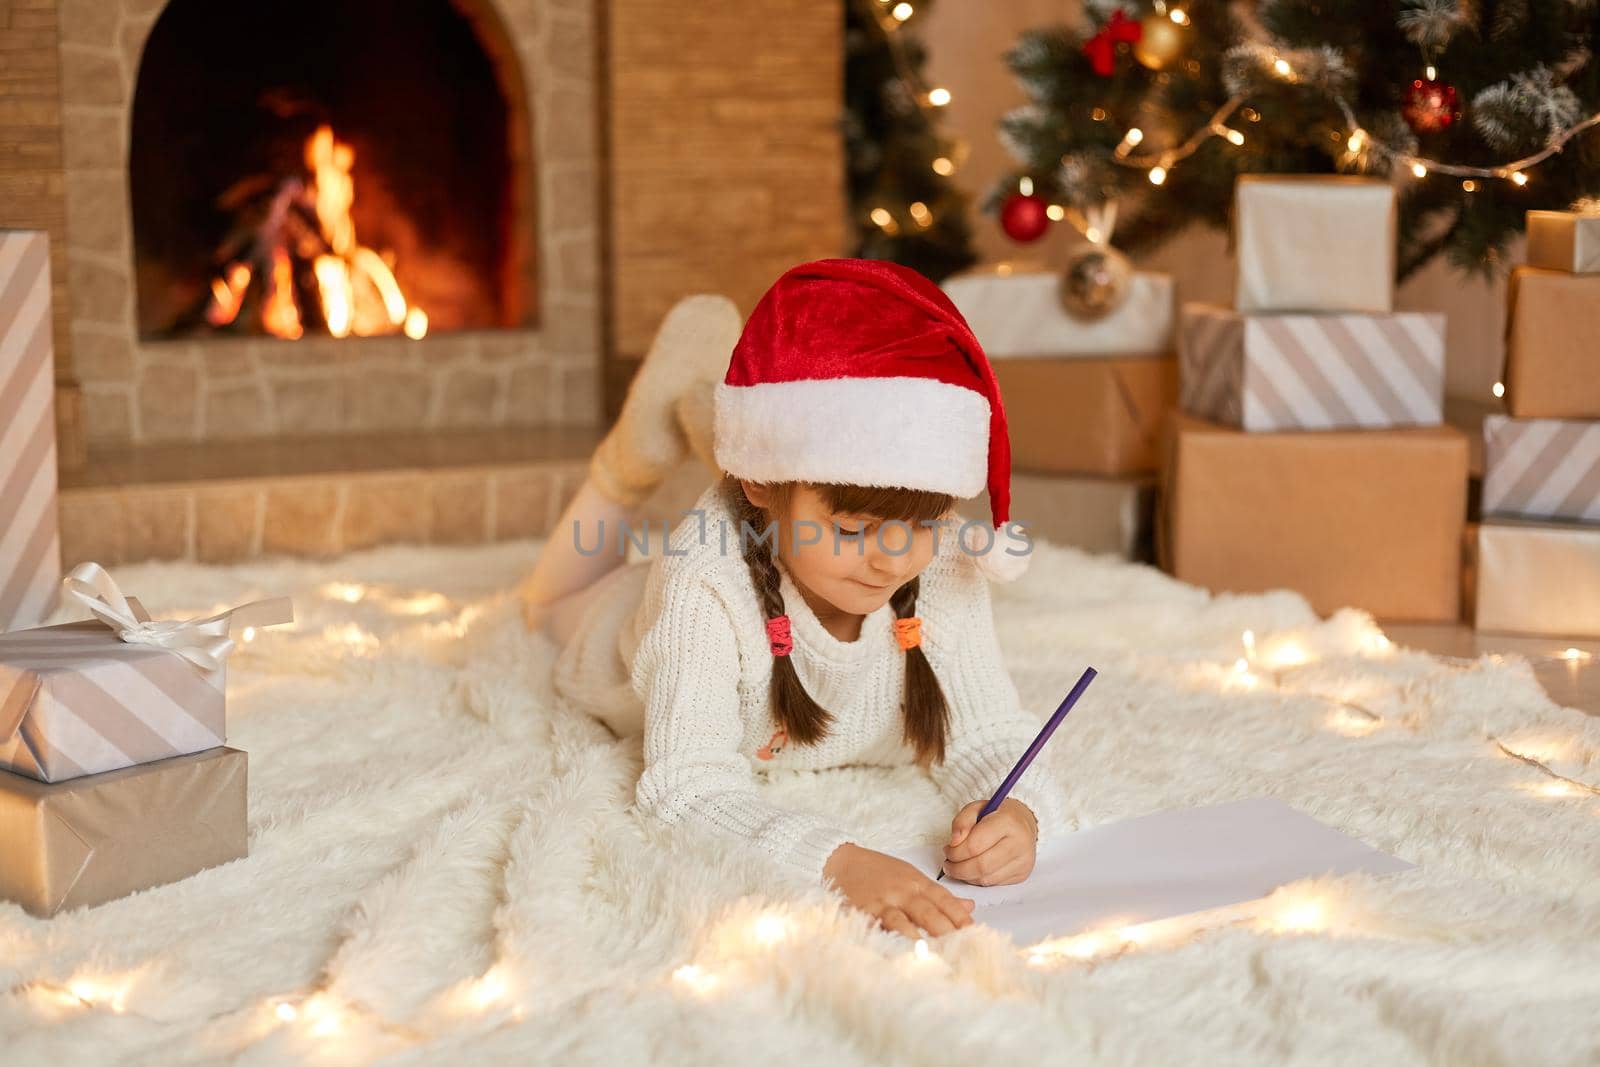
204;124;428;340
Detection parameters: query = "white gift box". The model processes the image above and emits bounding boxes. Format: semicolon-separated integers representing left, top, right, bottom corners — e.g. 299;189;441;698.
1234;176;1396;313
1525;210;1600;274
940;263;1174;357
1179;304;1444;431
1482;415;1600;523
0;231;61;632
1476;519;1600;637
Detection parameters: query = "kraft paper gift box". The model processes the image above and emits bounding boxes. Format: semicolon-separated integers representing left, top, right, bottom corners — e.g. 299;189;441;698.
1158;413;1468;621
1503;267;1600;418
1234;175;1396;313
1525;210;1600;274
1475;519;1600;636
941;263;1175;357
1481;414;1600;523
1179;304;1444;432
973;472;1156;561
992;356;1177;476
0;231;62;632
0;563;291;784
0;746;247;918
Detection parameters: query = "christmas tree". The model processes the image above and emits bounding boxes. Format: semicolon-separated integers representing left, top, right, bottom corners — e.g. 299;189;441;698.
991;0;1600;279
843;0;977;282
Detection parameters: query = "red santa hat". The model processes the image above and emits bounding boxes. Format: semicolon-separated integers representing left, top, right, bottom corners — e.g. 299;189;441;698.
713;257;1031;582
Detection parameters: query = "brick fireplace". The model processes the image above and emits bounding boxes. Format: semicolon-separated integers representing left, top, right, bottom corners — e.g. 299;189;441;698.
54;0;601;448
3;0;847;565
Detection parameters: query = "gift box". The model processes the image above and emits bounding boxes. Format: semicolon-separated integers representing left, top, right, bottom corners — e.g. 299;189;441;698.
0;231;61;632
1476;519;1600;636
1503;267;1600;418
974;472;1155;561
0;563;291;783
992;356;1176;476
1234;175;1396;314
0;746;247;917
1481;414;1600;523
941;263;1174;357
1159;413;1468;621
1179;304;1444;432
1525;210;1600;274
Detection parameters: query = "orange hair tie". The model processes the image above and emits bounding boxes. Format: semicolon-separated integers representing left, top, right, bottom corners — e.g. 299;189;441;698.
893;616;922;651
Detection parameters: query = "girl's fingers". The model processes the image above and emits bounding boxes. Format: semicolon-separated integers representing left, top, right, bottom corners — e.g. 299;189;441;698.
880;907;919;940
905;896;957;937
944;818;1014;865
929;886;975;929
944;838;1025;885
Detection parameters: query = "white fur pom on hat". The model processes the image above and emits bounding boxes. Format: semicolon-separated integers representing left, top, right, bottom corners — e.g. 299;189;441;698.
712;257;1031;582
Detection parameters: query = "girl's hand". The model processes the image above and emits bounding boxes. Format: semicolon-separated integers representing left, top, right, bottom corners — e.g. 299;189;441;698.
941;798;1037;886
823;843;976;938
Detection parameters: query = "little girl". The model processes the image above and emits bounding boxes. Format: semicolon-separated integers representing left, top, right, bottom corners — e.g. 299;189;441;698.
520;258;1067;940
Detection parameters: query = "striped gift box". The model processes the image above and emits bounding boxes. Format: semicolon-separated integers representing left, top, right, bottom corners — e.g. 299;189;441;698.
0;617;227;784
1179;304;1445;432
1482;415;1600;523
0;232;61;632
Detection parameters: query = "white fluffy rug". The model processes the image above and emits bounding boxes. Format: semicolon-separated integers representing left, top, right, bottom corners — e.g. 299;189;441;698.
3;537;1599;1066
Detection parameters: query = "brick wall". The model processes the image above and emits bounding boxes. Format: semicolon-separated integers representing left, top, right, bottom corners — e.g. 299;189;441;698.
0;0;83;464
605;0;844;373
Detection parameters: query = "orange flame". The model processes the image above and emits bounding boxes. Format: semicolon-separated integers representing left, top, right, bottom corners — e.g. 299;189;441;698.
205;123;426;340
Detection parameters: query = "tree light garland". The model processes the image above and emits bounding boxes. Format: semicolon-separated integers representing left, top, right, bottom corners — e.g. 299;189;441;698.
1104;50;1600;189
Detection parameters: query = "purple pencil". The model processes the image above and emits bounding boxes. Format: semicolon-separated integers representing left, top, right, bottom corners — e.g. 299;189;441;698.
938;666;1097;882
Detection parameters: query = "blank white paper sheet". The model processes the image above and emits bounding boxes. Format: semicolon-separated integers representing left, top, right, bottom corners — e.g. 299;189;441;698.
885;797;1414;945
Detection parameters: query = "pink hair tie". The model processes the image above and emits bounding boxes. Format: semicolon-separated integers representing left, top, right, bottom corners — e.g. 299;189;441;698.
766;614;793;657
893;616;922;651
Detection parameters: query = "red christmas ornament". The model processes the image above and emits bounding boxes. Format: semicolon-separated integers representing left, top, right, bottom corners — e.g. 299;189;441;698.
1000;192;1050;243
1082;11;1143;78
1403;77;1461;134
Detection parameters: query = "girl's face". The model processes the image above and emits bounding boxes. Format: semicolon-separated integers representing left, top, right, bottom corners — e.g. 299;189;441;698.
742;481;951;618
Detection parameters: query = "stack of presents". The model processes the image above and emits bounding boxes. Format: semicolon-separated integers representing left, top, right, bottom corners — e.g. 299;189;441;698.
941;257;1176;560
0;230;289;918
1476;210;1600;636
1163;176;1467;622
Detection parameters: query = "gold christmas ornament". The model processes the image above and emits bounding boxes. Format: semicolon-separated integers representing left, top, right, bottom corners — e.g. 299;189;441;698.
1058;242;1132;321
1133;14;1185;71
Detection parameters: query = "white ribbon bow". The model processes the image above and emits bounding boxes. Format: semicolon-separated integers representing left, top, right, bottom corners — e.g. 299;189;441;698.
62;562;295;672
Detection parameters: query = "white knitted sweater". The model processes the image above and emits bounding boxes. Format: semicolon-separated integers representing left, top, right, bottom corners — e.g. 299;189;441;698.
551;482;1067;887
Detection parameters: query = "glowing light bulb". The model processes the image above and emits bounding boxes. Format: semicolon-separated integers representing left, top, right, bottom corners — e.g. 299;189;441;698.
927;87;951;106
1273;57;1292;76
1425;64;1437;81
1084;226;1102;243
1242;630;1256;657
1148;165;1168;186
1018;176;1034;196
1510;171;1529;186
891;2;913;21
1560;647;1590;661
1462;179;1477;192
1222;127;1245;146
931;156;954;175
913;938;932;961
275;1001;298;1022
241;626;257;643
1411;161;1428;178
1169;8;1190;24
1123;127;1145;147
1346;129;1367;153
753;914;788;946
870;207;895;231
1045;204;1065;221
1492;381;1506;398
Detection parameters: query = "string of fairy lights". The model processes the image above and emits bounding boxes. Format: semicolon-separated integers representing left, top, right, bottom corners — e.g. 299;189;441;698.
859;0;966;237
1099;7;1600;190
6;587;1595;1048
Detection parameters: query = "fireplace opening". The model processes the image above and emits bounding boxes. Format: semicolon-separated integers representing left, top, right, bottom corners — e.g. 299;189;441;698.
130;0;528;341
